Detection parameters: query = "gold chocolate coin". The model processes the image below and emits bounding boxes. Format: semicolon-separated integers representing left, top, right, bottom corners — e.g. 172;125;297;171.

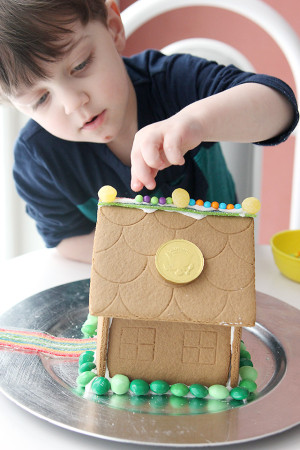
155;239;204;284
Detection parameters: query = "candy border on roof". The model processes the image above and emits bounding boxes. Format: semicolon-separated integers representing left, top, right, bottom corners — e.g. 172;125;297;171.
97;198;257;218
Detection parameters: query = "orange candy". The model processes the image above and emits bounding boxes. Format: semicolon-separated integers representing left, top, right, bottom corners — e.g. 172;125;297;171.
211;201;219;209
196;199;204;206
227;204;234;210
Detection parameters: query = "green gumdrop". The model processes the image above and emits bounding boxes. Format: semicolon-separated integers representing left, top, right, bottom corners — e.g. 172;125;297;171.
78;361;96;374
150;380;169;395
240;341;247;352
208;384;229;400
239;366;258;381
170;383;189;397
76;371;96;387
230;386;249;400
130;379;149;396
239;379;257;393
81;324;97;336
240;349;251;360
189;384;208;399
166;197;173;204
79;351;95;365
239;358;253;368
91;377;111;395
110;374;130;395
87;314;98;326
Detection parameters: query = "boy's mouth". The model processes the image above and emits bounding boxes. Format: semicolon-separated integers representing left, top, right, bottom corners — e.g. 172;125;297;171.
86;115;98;124
82;111;106;130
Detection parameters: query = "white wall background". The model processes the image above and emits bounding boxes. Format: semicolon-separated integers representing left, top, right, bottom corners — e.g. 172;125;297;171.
0;105;44;262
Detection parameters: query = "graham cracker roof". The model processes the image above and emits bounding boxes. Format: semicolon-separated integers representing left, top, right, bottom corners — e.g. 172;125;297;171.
89;205;256;327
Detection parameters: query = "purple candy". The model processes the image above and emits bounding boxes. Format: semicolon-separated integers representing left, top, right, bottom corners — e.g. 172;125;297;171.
159;197;166;205
143;195;151;203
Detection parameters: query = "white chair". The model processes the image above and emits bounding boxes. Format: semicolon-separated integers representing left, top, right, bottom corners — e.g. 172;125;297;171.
121;0;300;230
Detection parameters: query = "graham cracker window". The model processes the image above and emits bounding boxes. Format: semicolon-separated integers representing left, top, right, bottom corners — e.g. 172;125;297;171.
119;327;156;361
182;330;217;365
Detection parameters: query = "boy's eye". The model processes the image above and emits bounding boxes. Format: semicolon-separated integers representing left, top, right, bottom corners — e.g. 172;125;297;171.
34;92;49;109
73;56;92;73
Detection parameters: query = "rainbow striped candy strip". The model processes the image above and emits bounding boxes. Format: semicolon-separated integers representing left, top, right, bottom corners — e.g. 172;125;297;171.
0;328;96;357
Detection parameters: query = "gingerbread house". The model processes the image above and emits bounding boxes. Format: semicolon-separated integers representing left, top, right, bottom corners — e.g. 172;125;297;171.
89;189;257;388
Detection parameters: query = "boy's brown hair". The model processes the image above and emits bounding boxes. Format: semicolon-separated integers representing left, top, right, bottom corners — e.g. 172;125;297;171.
0;0;108;97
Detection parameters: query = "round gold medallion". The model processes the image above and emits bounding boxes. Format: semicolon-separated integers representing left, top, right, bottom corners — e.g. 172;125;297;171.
155;239;204;284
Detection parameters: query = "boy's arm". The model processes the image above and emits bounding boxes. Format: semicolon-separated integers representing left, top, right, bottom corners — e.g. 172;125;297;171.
130;82;294;192
56;231;95;264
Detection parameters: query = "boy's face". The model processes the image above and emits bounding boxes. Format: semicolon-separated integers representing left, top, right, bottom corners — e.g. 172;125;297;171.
10;6;135;148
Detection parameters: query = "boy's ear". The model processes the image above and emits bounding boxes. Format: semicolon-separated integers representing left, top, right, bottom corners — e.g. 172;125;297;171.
106;0;126;53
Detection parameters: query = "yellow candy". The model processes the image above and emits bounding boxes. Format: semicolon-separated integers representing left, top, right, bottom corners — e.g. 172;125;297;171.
242;197;261;214
98;185;117;202
172;188;190;208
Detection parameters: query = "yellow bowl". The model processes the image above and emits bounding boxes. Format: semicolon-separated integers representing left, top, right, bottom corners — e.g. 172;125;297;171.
270;230;300;283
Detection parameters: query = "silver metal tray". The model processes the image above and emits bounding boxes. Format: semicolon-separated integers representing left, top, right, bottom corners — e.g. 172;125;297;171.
0;280;299;446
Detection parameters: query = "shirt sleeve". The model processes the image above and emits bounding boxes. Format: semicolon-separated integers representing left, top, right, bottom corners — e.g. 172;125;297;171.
13;135;96;248
158;52;299;146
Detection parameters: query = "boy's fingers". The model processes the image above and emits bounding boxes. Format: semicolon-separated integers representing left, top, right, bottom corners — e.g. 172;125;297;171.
131;152;157;191
163;132;185;165
140;142;165;169
131;177;144;192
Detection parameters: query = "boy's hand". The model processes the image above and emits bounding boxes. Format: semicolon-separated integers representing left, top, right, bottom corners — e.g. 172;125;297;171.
130;112;202;191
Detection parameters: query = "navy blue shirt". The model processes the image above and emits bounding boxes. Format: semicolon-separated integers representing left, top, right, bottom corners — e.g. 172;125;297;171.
13;50;299;247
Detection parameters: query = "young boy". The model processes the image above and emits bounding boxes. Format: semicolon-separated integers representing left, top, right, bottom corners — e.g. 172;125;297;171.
0;0;298;263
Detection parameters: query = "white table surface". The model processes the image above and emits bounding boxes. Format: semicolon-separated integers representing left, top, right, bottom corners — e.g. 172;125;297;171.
0;245;299;450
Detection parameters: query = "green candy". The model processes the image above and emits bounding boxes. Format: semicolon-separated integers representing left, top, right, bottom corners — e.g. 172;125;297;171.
79;351;95;366
76;371;96;387
239;379;257;392
151;196;158;205
135;194;143;203
150;380;169;395
78;361;96;374
91;377;111;395
240;341;247;352
87;314;98;326
81;324;97;336
166;197;173;204
189;384;208;399
130;379;149;396
239;358;253;367
239;366;258;381
230;387;249;400
240;349;251;360
110;374;130;395
170;383;189;397
208;384;229;400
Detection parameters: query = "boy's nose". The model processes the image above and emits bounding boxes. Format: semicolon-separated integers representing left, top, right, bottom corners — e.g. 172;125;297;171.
62;89;89;115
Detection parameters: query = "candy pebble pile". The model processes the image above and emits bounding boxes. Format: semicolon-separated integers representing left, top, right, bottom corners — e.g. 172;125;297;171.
134;189;244;211
76;333;258;403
